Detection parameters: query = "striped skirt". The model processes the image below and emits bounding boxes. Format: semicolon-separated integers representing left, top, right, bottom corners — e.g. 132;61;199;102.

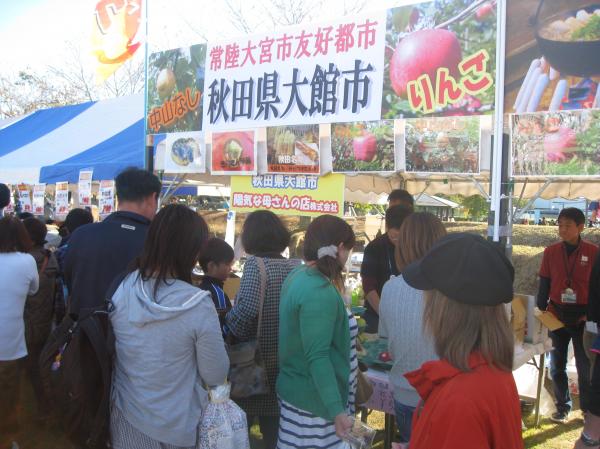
277;311;358;449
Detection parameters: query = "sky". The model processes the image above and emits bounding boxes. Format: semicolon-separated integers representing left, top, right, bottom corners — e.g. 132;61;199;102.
0;0;420;74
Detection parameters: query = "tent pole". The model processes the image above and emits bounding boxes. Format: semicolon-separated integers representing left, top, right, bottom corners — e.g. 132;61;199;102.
469;177;490;200
490;0;507;242
512;179;553;223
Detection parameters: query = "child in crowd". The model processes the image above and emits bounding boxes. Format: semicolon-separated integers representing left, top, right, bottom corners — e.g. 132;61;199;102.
199;238;234;335
537;207;598;423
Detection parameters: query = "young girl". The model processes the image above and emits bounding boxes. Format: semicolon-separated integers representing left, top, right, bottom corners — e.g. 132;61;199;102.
277;215;356;448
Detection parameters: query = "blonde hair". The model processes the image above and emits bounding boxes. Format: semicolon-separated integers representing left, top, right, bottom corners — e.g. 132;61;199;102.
396;212;447;272
423;290;514;372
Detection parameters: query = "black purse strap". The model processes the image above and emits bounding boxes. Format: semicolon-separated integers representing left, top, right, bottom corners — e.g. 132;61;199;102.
255;257;267;342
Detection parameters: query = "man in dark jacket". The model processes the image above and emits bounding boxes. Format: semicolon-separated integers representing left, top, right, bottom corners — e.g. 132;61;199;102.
64;168;161;315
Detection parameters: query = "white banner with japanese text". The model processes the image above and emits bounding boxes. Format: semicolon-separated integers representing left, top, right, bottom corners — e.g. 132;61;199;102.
203;12;386;131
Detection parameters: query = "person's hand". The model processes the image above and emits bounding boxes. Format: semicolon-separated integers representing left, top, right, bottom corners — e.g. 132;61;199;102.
334;413;353;439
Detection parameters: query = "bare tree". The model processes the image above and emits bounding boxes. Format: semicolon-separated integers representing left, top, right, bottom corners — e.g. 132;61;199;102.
224;0;367;34
0;70;85;118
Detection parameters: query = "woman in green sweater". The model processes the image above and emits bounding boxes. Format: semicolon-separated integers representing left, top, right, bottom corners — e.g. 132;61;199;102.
277;215;356;448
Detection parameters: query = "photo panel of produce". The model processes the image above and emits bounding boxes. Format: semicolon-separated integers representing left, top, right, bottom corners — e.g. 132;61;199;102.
511;109;600;177
266;125;320;174
505;0;600;114
404;116;481;174
382;0;497;119
164;131;205;174
331;121;395;173
211;130;257;175
146;44;206;134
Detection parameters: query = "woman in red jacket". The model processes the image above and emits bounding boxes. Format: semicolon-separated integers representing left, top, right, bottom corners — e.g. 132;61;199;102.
402;233;524;449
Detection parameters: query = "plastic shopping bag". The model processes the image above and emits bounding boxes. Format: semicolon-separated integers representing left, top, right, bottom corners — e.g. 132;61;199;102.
198;384;250;449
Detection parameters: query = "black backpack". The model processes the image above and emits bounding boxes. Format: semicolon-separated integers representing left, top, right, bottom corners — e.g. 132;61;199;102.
39;276;123;449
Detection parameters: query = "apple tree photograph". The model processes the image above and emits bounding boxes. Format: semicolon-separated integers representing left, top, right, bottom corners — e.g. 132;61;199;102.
331;120;395;173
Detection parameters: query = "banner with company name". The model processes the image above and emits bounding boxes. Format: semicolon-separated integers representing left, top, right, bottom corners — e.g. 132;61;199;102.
203;13;386;131
230;173;344;217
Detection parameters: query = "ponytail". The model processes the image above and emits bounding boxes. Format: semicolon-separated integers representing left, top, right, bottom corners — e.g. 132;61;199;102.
315;254;345;292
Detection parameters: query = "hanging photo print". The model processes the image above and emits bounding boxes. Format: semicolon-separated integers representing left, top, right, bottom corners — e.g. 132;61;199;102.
211;130;257;175
267;125;320;174
164;131;205;173
331;120;395;173
146;44;206;134
511;109;600;177
505;0;600;114
404;116;481;174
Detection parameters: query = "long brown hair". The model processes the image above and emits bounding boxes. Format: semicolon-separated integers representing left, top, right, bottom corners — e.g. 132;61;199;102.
423;290;514;372
0;216;32;253
304;215;355;290
134;204;209;295
396;212;446;272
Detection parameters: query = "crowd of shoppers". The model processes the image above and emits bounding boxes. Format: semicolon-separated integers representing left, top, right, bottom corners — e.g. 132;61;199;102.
2;177;599;449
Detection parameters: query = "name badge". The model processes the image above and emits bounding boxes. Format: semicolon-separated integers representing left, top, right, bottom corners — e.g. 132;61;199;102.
581;255;589;266
561;288;577;304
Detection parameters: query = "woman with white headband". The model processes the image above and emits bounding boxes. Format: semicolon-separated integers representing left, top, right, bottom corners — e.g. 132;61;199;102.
276;215;357;448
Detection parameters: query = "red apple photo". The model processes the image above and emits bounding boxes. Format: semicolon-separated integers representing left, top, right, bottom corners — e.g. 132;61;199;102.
331;121;395;173
382;0;497;118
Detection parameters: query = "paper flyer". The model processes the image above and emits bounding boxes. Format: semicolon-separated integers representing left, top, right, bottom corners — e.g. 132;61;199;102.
32;184;46;215
18;185;32;214
55;182;70;218
99;180;115;218
78;169;93;206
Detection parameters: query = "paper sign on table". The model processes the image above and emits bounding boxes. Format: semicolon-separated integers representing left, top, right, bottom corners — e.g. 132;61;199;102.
534;308;564;331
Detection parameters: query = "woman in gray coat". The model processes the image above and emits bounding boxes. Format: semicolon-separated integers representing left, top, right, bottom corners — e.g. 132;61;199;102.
109;205;229;449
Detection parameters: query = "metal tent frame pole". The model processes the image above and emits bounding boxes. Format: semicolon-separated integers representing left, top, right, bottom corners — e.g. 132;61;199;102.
512;179;553;223
490;0;508;242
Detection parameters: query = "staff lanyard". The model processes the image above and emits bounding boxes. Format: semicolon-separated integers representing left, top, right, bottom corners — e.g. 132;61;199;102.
562;244;581;288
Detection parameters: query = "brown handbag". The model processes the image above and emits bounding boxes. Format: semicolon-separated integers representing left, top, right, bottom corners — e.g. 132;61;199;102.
227;257;270;399
355;370;374;406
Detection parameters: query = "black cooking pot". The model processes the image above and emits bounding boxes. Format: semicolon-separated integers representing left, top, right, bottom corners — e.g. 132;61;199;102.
533;0;600;77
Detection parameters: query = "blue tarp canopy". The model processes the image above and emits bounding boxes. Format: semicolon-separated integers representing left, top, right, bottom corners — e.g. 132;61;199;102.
0;94;144;184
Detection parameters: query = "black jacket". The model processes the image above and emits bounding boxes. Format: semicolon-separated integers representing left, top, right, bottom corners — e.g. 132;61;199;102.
64;211;150;315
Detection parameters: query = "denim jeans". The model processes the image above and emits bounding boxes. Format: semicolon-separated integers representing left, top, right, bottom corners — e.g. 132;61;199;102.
549;323;591;413
394;400;415;444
